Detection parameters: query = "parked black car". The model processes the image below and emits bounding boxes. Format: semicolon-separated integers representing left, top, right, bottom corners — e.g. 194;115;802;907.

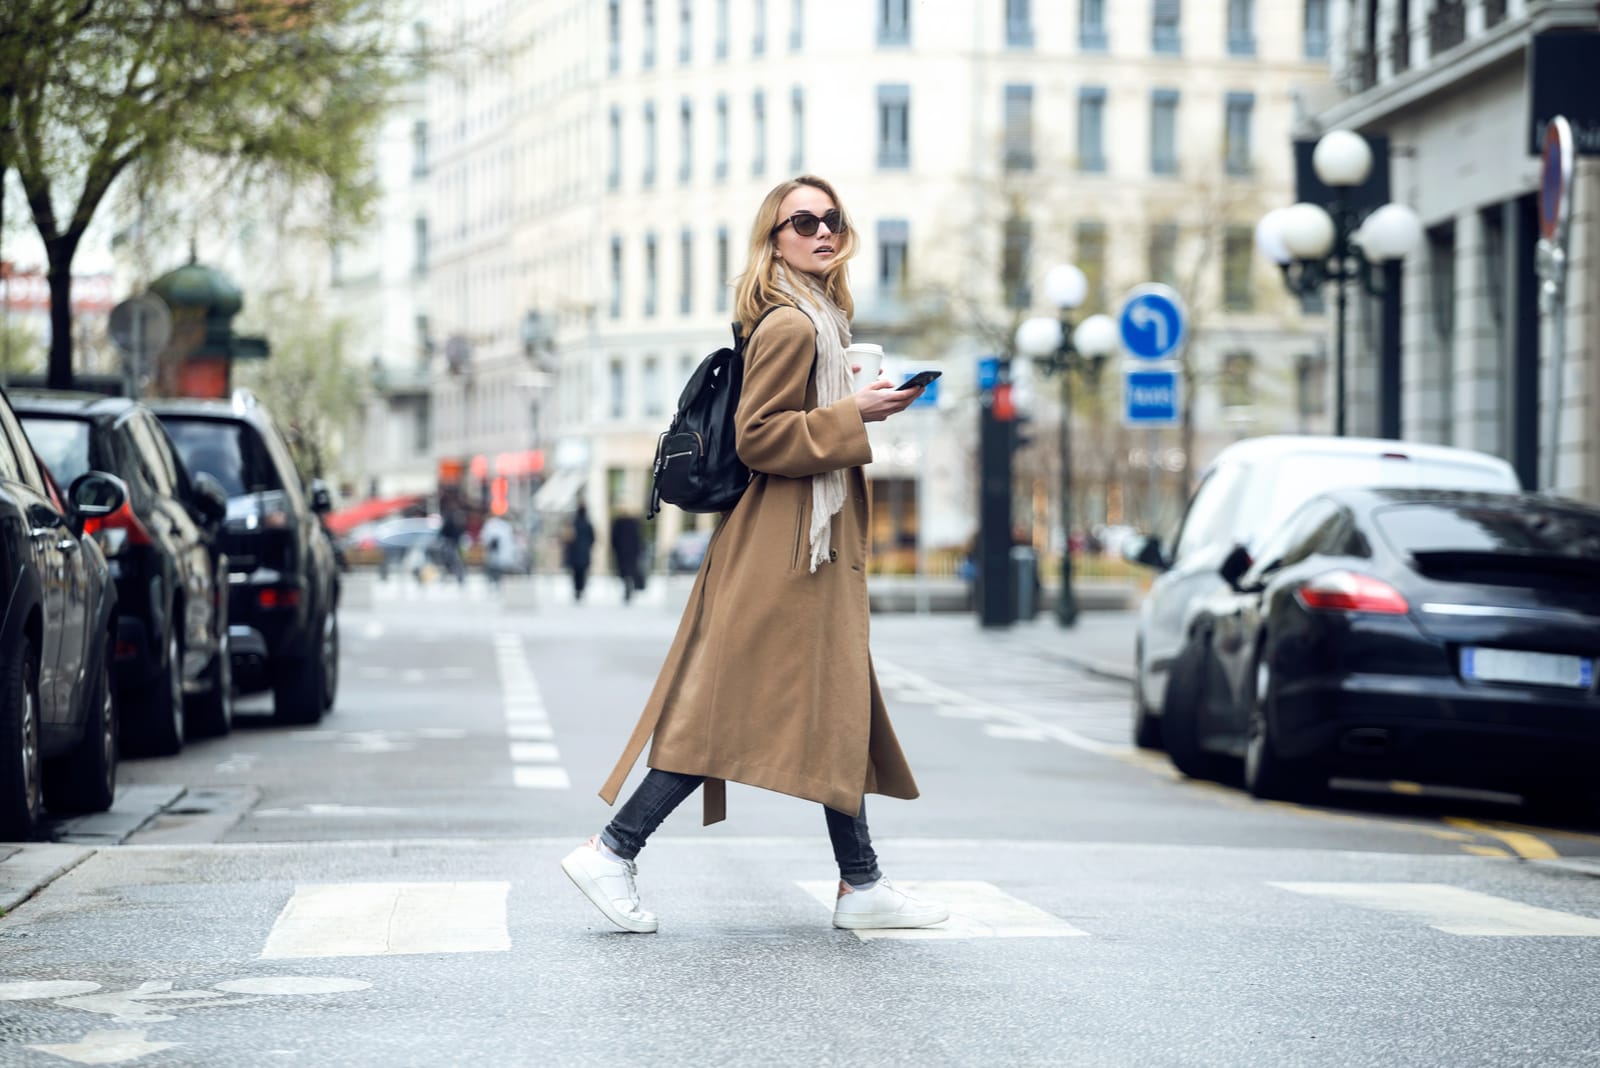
1161;488;1600;812
14;392;232;754
148;392;340;724
0;387;129;839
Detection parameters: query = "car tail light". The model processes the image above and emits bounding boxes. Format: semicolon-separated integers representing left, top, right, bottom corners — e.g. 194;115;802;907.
258;587;302;609
83;502;154;557
1296;570;1409;615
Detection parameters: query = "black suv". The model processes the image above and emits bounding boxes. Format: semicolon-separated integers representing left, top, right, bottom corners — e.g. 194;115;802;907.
14;392;232;754
148;392;340;724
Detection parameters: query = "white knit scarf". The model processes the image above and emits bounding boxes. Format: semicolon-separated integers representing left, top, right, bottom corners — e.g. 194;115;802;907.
772;264;853;572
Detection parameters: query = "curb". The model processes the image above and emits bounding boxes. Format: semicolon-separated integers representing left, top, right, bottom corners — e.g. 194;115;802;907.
0;844;95;915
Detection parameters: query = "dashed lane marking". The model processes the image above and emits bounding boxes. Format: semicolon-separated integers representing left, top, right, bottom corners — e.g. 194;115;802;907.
495;633;569;789
1270;882;1600;936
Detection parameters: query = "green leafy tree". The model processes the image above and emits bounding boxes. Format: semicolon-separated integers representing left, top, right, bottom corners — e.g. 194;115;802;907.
0;0;403;389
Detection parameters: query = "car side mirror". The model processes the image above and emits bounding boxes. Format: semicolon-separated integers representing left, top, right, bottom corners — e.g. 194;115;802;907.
309;479;333;515
68;471;128;529
190;472;229;527
1123;534;1168;572
1219;543;1253;591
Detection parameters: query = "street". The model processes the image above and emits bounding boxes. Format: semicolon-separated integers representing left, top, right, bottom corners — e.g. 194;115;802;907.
3;576;1599;1067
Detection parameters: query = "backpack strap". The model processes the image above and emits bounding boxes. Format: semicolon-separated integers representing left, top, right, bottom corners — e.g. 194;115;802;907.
731;304;787;354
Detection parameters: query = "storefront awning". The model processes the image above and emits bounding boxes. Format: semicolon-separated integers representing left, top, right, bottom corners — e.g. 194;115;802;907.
324;494;425;536
531;470;584;513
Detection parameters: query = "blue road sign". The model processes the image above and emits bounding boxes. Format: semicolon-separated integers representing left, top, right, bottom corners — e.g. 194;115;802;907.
977;356;1002;391
1118;284;1187;361
1124;367;1181;428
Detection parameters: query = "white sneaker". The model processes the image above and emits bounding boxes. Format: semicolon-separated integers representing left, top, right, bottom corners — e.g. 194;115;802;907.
560;835;659;933
831;877;949;930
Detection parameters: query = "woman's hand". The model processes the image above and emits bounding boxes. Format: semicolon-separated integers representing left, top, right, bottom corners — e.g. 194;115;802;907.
854;378;924;423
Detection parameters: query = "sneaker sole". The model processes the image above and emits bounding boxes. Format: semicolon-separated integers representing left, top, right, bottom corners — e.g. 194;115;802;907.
833;908;950;930
560;855;659;934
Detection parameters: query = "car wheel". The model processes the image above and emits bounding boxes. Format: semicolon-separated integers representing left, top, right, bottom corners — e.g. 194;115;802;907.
1244;651;1321;803
45;653;118;815
319;609;339;712
132;627;185;757
185;631;233;739
1160;637;1225;782
0;637;44;840
272;614;327;726
1131;643;1164;750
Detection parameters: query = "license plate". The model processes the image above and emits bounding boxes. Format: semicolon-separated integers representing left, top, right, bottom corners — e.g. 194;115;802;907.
1461;647;1595;689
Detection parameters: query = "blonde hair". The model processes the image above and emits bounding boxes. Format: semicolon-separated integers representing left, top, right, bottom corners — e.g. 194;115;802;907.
733;175;857;327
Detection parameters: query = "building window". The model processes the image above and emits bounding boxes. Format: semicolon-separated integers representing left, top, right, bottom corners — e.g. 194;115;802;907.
1429;222;1456;341
643;356;664;417
1081;0;1108;50
1076;221;1107;310
1002;215;1031;309
1224;92;1253;176
645;233;659;317
610;237;623;318
716;0;729;59
1220;351;1255;408
1227;0;1255;56
877;84;910;169
643;0;657;68
879;0;909;45
878;219;909;295
1153;0;1181;54
1303;0;1328;58
1003;84;1034;172
1223;225;1254;310
607;107;621;190
790;0;803;50
752;90;767;176
679;0;693;64
1148;223;1179;287
1150;89;1179;175
609;359;626;419
680;230;694;315
411;120;429;178
790;87;805;171
716;227;730;312
608;0;621;73
715;94;729;181
1077;87;1106;173
412;216;429;276
1006;0;1033;47
679;98;694;184
643;102;657;186
753;0;766;54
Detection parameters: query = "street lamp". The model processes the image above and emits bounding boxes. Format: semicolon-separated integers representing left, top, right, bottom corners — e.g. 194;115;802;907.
1256;129;1422;437
1015;264;1118;628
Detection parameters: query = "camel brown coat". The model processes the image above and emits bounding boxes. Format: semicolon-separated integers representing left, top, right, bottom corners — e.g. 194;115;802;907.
600;306;920;823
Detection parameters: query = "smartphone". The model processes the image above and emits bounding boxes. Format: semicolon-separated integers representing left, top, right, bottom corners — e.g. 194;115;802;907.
896;370;942;391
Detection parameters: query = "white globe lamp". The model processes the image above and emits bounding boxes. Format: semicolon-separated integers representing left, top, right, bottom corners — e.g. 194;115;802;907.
1254;208;1293;266
1073;314;1118;359
1014;315;1064;359
1043;264;1089;311
1312;129;1374;188
1357;203;1424;263
1279;202;1338;260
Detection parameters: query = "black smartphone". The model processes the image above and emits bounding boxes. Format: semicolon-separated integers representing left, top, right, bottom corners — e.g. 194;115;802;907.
896;370;942;391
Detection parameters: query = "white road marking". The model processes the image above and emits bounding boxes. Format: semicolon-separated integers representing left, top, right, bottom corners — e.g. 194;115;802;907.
25;1028;180;1064
509;742;560;763
797;880;1091;941
507;723;554;740
513;766;572;789
252;804;410;818
1271;882;1600;936
0;980;102;1000
212;977;371;996
983;724;1051;741
260;882;511;959
212;753;258;774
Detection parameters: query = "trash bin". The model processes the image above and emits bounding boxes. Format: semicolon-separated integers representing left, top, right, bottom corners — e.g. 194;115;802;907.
1010;545;1038;619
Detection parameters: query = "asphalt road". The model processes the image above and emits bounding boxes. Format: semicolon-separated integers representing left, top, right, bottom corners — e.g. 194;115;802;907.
2;573;1598;1067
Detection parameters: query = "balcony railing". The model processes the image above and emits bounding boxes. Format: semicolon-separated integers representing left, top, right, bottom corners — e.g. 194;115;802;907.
1429;0;1466;56
1348;49;1378;91
1390;25;1411;75
1483;0;1507;28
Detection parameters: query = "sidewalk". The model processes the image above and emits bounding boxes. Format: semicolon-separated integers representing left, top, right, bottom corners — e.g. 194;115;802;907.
990;609;1140;683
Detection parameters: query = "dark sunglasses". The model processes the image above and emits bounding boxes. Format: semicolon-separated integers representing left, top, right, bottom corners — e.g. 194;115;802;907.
772;209;847;237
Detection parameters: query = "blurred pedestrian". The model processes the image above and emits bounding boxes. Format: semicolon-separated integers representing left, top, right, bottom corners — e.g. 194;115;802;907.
564;501;595;602
480;513;515;589
437;505;467;585
609;512;643;604
562;175;946;934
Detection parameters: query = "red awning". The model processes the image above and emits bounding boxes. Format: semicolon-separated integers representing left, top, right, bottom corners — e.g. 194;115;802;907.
324;494;425;537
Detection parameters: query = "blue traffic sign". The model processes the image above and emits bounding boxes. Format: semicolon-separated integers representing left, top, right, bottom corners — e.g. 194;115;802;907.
977;356;1002;391
1124;367;1181;428
1118;284;1187;361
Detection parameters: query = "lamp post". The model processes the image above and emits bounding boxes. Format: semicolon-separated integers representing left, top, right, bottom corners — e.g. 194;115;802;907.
1015;264;1118;628
1256;129;1422;437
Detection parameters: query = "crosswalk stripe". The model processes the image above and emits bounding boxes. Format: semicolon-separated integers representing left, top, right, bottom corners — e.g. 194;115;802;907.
796;880;1090;941
507;723;554;741
513;766;572;789
509;742;560;763
260;882;511;959
1270;882;1600;936
496;633;570;789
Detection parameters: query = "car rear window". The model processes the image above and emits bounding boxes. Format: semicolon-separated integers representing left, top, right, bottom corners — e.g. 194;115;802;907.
1374;503;1600;557
160;418;282;498
20;416;92;489
1234;453;1519;546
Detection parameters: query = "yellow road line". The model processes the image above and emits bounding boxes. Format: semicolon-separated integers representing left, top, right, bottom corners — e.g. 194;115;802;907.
1445;818;1561;860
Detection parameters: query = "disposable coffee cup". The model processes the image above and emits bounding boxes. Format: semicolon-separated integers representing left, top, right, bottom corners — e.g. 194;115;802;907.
846;343;884;389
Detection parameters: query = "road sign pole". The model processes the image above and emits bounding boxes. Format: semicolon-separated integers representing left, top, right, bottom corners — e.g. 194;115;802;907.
1538;115;1574;491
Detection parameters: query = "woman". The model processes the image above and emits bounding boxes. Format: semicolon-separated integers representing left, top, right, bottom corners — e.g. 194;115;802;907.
561;175;946;934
